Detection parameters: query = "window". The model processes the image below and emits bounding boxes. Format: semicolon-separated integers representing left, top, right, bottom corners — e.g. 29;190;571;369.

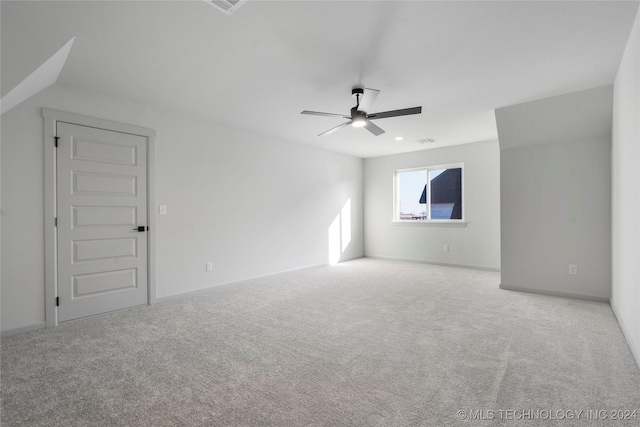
394;164;463;222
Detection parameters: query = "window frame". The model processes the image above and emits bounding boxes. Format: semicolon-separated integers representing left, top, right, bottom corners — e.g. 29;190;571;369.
393;163;465;225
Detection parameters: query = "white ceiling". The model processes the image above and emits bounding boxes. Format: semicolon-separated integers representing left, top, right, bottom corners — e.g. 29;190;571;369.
2;1;638;158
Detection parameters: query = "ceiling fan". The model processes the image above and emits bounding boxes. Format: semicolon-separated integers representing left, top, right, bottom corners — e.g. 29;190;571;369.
301;88;422;137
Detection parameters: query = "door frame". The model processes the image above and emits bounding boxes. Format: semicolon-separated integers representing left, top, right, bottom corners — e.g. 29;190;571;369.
43;108;157;327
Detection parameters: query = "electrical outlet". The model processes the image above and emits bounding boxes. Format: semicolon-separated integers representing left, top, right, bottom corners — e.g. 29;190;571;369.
569;264;578;275
444;245;449;252
206;262;213;272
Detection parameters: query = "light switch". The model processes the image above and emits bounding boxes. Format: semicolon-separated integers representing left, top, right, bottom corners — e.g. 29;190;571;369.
159;205;167;215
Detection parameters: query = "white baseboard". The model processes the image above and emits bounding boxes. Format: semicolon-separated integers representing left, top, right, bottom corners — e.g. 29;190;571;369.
610;299;640;370
499;284;609;303
2;263;335;336
1;322;46;338
156;262;328;303
364;255;501;272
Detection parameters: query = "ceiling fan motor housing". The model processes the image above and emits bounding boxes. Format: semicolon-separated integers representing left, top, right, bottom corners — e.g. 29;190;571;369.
350;106;366;117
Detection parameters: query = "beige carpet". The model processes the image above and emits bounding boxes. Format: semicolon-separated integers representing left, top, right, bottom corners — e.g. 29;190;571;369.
2;258;639;426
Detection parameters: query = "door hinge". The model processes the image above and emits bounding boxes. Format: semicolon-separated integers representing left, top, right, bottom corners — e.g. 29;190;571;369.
55;217;58;227
56;297;59;307
54;136;59;147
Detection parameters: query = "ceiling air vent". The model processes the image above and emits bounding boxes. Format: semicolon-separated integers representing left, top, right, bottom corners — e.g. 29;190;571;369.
417;138;437;144
205;0;248;15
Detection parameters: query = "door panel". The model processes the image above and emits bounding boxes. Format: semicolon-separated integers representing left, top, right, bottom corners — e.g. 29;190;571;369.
57;122;148;322
72;138;137;166
73;238;137;262
72;171;137;196
72;205;137;227
73;268;137;297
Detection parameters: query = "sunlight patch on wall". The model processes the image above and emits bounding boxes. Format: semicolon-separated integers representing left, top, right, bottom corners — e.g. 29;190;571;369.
328;199;352;265
341;199;351;252
328;215;341;265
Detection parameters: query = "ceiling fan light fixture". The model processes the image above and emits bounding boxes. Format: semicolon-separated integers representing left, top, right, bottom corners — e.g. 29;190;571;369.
351;111;367;127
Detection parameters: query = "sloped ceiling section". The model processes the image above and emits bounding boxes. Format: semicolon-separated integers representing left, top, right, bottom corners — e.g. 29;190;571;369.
1;1;638;157
1;37;75;115
496;85;615;150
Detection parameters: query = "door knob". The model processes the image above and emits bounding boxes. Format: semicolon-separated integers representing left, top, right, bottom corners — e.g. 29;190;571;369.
133;226;147;232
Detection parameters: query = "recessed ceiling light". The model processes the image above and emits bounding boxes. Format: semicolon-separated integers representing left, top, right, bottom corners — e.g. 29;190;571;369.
394;136;403;141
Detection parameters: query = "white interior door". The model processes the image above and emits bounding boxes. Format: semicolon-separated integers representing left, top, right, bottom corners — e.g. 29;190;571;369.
56;122;148;322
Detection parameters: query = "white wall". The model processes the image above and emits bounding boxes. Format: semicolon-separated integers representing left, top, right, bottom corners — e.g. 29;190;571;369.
612;7;640;366
363;140;500;270
1;83;364;333
496;86;613;301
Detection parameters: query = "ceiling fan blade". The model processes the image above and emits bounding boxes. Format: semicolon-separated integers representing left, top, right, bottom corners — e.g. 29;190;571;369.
364;120;385;136
318;121;350;136
301;110;350;119
368;106;422;120
358;88;380;113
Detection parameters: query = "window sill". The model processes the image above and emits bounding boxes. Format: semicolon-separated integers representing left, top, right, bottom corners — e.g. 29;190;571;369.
392;220;467;227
